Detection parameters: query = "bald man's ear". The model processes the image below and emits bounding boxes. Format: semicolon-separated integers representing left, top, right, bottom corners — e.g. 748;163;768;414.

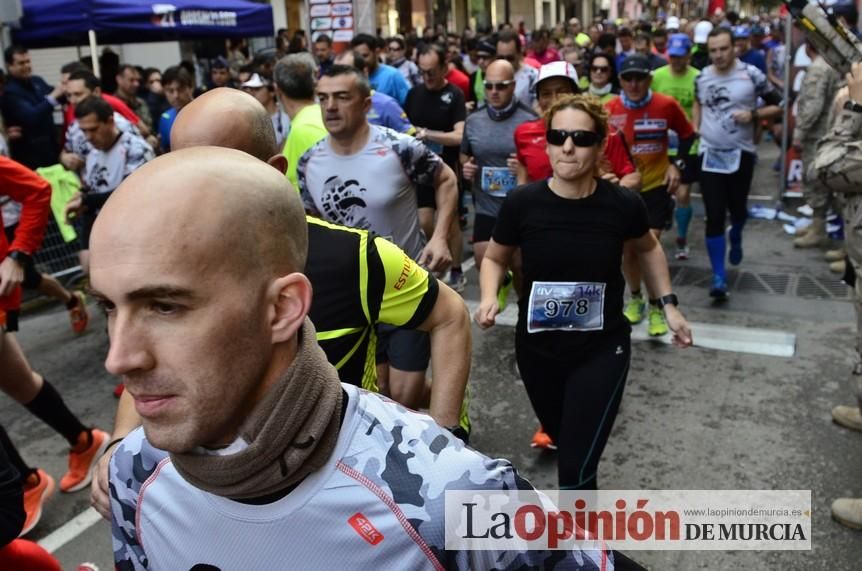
268;273;313;345
267;154;288;175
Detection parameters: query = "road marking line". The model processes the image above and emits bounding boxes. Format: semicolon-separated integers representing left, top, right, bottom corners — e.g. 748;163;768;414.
461;256;476;273
464;300;796;358
38;507;103;553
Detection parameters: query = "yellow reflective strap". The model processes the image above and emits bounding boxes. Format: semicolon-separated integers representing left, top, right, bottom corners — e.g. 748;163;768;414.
316;327;365;341
358;231;371;323
333;327;369;370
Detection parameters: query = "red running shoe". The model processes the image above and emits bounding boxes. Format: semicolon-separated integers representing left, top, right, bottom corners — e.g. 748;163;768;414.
60;429;110;493
68;291;89;334
530;426;558;450
20;469;55;536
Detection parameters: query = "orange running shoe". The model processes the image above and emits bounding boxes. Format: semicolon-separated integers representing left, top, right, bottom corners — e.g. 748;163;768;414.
20;469;56;537
530;426;558;450
68;291;89;334
60;429;110;493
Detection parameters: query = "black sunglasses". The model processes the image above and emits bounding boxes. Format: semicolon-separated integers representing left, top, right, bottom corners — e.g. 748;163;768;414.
496;54;518;62
620;73;649;82
546;129;600;147
591;65;610;72
484;80;515;91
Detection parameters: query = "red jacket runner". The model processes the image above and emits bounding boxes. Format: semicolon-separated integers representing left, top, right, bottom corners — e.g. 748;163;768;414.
0;156;51;318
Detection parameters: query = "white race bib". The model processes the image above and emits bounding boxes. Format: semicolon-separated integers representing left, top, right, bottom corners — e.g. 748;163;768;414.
527;281;606;333
701;147;742;174
481;166;517;197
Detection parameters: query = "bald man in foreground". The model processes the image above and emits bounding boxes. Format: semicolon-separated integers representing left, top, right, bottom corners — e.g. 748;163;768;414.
95;148;613;569
90;87;472;513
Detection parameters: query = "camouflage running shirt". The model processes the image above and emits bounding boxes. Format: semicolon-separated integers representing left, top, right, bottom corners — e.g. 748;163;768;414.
110;384;613;570
297;125;441;260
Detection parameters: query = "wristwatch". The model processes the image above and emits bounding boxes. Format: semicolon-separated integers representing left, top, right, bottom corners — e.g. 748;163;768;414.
656;293;679;309
673;158;686;171
6;250;31;266
844;99;862;114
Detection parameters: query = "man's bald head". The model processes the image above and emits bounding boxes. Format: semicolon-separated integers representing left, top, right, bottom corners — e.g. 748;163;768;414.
171;87;278;161
91;146;307;279
486;59;515;80
92;147;313;453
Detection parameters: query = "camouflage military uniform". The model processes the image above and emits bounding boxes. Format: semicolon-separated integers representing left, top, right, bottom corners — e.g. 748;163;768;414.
796;56;843;217
813;103;862;408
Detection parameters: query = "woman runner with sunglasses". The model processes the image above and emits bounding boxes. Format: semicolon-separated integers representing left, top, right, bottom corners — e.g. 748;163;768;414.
475;95;692;492
586;53;620;103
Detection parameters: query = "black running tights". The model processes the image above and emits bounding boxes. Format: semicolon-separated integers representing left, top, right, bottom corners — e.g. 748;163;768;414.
516;328;631;490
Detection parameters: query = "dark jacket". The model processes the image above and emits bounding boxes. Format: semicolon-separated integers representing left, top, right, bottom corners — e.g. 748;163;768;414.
1;75;59;169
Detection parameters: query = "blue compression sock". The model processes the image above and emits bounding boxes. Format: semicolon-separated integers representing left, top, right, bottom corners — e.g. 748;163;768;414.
675;206;693;242
706;235;727;284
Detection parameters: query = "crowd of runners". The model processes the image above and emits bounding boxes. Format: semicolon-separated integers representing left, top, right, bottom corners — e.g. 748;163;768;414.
1;2;862;568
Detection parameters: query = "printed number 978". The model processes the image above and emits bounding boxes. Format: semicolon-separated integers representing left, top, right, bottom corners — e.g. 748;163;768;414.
544;298;589;318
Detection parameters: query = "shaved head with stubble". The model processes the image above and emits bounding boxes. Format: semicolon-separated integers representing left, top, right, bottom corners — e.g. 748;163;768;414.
88;148;312;452
171;87;280;163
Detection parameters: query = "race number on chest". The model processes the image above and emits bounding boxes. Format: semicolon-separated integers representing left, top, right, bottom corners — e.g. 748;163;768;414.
527;282;606;333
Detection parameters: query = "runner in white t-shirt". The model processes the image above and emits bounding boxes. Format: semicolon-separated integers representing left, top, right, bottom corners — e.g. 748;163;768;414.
64;96;153;275
62;111;139;172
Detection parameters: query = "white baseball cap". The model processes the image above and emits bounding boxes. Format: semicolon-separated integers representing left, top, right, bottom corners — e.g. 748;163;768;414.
694;20;714;44
536;61;580;91
241;73;268;89
667;16;680;31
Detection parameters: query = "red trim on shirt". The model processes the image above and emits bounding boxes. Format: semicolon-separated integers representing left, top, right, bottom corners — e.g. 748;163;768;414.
337;460;444;571
135;457;173;556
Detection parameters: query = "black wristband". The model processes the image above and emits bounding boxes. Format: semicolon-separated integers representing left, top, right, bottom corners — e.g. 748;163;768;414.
844;99;862;114
656;293;679;309
7;250;32;266
102;438;124;456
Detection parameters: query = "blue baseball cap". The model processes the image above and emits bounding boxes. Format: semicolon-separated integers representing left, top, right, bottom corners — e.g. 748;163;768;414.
667;33;692;57
734;26;751;39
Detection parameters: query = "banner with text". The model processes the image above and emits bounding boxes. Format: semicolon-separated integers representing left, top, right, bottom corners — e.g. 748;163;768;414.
444;490;811;551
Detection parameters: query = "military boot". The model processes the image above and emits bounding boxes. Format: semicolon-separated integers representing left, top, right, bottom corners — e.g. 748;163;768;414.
825;248;846;262
794;217;828;248
830;259;847;274
831;498;862;530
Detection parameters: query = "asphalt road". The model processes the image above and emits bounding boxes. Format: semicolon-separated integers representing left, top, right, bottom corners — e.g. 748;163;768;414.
6;143;862;570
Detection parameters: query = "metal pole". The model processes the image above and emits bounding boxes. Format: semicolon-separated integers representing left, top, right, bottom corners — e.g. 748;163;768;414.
779;13;792;199
88;29;100;78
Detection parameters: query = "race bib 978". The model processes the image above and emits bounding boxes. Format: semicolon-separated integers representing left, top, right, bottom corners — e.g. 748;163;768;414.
527;281;606;333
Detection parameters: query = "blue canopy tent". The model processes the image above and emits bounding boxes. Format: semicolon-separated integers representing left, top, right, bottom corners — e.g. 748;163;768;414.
13;0;274;48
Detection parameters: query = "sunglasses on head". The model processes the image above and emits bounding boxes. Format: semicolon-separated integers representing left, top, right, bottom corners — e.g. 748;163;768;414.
546;129;600;147
484;79;514;91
